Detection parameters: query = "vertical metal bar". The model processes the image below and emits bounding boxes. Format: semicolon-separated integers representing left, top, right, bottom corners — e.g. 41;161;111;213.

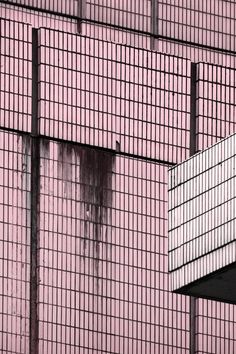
77;0;85;33
32;28;39;136
151;0;158;49
190;62;197;156
190;297;196;354
151;0;158;36
190;62;197;354
30;27;39;354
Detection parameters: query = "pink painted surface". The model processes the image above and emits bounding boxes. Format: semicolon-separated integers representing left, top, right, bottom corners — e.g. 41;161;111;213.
0;133;30;353
0;1;236;353
38;140;189;352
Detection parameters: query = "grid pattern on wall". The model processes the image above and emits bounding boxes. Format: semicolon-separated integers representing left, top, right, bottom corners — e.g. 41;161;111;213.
38;140;190;353
1;0;78;16
0;3;79;33
0;130;31;354
196;299;236;354
169;133;236;352
83;22;152;49
4;0;236;52
3;0;236;65
169;133;236;288
1;1;236;354
158;0;236;51
196;63;236;151
0;19;32;132
1;0;152;32
39;28;190;163
0;2;152;49
86;0;151;33
157;38;236;68
0;15;191;353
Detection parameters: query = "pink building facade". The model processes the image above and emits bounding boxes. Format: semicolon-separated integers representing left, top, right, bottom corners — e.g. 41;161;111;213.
1;1;236;353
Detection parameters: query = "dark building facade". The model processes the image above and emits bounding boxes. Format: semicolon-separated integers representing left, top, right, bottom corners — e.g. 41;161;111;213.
0;1;236;353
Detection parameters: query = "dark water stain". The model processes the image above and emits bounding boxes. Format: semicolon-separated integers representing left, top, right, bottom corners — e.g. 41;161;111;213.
58;142;73;197
40;139;50;191
40;139;50;159
17;134;31;335
78;146;114;282
57;143;115;288
20;134;31;195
